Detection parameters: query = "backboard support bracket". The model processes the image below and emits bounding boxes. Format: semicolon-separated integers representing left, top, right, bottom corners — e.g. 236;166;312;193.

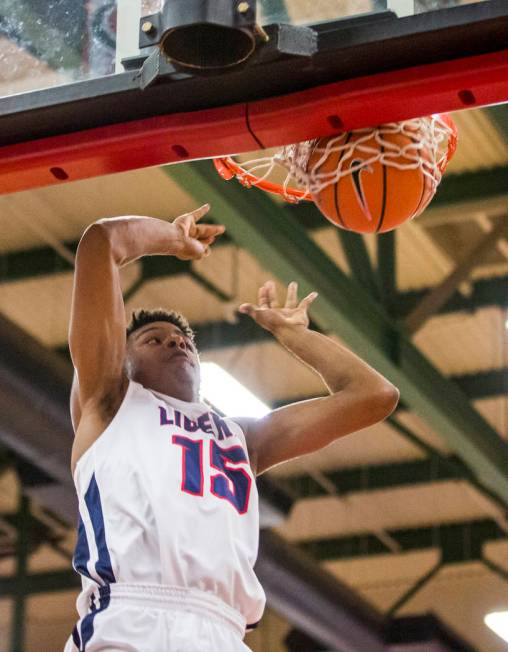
138;23;318;89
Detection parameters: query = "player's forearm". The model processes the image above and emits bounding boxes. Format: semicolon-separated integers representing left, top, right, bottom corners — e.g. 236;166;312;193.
92;215;182;266
274;325;398;397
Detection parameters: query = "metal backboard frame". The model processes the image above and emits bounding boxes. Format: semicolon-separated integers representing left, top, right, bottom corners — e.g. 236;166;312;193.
0;0;507;194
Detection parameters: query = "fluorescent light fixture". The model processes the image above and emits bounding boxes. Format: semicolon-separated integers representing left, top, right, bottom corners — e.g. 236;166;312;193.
485;611;508;643
200;362;270;418
505;319;508;331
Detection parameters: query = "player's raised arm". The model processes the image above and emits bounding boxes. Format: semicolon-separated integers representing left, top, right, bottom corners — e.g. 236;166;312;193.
69;205;224;429
237;281;399;475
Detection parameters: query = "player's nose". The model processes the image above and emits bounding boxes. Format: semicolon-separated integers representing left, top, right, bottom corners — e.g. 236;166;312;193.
167;335;186;349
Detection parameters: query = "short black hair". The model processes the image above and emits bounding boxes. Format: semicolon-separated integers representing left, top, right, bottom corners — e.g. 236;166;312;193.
126;308;195;343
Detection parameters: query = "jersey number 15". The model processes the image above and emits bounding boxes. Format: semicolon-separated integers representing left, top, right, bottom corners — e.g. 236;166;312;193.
172;436;252;514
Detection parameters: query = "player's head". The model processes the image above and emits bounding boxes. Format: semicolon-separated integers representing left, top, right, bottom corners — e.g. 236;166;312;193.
125;309;200;402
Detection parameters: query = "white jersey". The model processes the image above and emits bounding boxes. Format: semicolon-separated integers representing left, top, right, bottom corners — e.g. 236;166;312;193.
71;379;266;634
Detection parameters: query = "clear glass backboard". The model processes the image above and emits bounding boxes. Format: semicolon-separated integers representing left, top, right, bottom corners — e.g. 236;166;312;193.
0;0;493;100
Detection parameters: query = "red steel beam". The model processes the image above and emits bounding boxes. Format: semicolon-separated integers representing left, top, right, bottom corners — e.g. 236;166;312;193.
0;49;507;196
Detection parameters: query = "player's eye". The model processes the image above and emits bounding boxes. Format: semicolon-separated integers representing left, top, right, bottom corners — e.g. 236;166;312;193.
146;337;161;344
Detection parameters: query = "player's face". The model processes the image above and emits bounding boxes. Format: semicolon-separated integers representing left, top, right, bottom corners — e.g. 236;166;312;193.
126;321;200;402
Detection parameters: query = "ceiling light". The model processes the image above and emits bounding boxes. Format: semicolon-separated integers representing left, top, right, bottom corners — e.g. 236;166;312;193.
200;362;270;418
485;611;508;643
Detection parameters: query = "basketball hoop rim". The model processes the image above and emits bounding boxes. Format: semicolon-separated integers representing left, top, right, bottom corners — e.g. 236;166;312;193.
213;113;458;203
214;156;312;201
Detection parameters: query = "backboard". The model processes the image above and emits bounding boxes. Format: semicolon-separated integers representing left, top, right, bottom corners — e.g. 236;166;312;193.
0;0;506;194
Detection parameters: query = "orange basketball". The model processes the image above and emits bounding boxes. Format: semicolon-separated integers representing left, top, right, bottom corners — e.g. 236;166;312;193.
306;125;436;234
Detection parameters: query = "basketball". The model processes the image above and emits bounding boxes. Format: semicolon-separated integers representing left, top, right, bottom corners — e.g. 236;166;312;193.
214;116;456;232
306;122;439;234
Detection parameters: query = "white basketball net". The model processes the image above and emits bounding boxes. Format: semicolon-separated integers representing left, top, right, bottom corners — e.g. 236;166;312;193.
233;115;455;203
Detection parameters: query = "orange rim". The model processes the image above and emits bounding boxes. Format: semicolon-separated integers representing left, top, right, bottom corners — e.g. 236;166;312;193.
213;156;311;202
438;113;458;173
213;114;458;203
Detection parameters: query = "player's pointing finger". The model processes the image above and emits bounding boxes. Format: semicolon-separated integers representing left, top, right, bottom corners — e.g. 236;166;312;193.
298;291;318;309
191;203;211;221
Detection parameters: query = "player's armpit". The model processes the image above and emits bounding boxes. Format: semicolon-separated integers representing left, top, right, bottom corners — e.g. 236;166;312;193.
70;372;82;433
239;386;398;475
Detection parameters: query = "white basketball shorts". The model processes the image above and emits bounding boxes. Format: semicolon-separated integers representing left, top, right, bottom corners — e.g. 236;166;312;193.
63;583;252;652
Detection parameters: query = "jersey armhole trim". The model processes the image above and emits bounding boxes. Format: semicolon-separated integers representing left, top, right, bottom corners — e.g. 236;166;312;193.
224;417;246;445
225;418;255;467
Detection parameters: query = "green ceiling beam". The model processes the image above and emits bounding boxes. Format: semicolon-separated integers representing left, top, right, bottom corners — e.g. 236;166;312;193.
377;231;397;317
281;413;506;514
453;368;508;399
301;519;504;564
485;105;508;143
11;494;29;652
197;315;311;349
429;165;508;207
396;274;508;317
282;455;468;500
6;243;508;317
1;509;57;554
0;569;80;596
0;239;229;303
404;221;508;334
386;560;444;618
165;159;508;505
0;241;77;282
336;230;380;299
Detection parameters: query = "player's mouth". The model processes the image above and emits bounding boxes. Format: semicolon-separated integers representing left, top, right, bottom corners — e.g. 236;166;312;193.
168;351;194;366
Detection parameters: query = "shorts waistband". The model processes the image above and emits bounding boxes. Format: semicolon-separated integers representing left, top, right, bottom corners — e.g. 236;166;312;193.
92;583;246;637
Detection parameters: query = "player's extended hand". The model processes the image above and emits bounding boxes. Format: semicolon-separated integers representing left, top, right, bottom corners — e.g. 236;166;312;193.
173;204;225;260
238;281;318;334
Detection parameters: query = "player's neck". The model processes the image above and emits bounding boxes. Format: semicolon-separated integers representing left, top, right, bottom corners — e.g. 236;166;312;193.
149;380;199;404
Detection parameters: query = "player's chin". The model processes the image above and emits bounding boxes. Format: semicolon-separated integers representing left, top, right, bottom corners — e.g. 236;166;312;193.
169;363;198;383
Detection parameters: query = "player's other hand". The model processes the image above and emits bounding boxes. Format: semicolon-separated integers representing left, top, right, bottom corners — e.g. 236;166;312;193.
173;204;225;260
238;281;318;335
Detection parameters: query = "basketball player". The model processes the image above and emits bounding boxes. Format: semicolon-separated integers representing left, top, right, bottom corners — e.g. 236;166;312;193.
65;204;399;651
